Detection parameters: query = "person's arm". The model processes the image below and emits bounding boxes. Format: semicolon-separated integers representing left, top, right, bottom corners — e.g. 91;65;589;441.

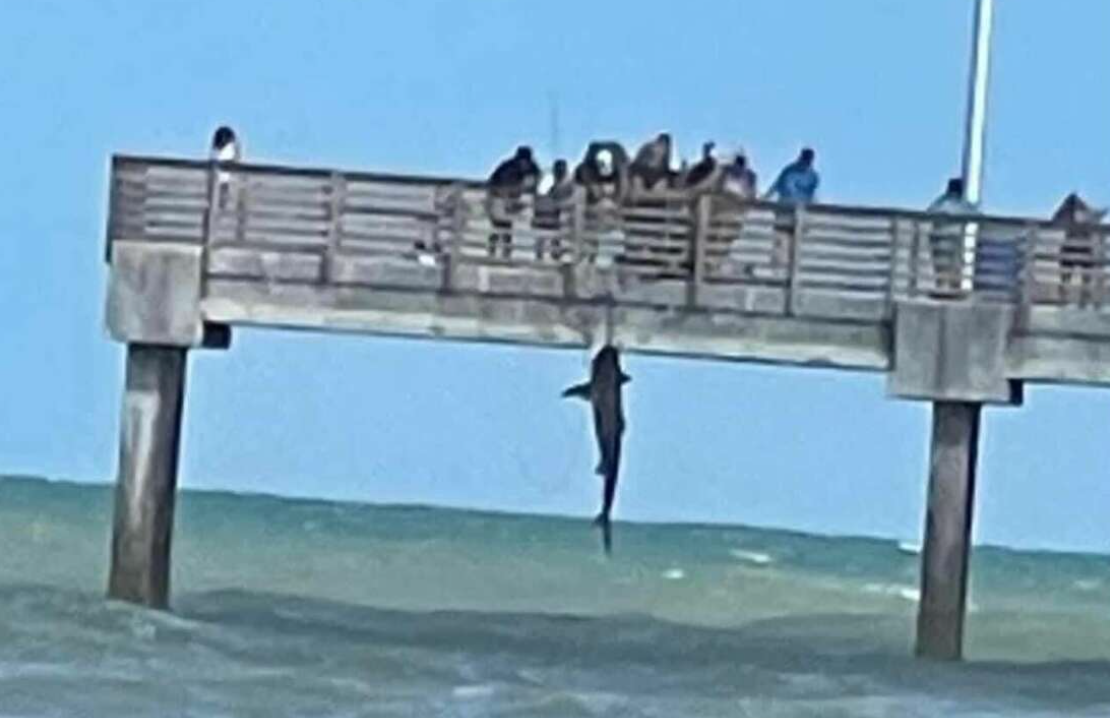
762;169;785;201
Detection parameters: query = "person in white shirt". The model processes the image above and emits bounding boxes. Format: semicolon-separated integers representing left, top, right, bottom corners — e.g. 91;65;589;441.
210;125;241;209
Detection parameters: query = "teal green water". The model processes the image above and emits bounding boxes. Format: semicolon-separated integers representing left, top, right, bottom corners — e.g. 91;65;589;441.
2;475;1110;716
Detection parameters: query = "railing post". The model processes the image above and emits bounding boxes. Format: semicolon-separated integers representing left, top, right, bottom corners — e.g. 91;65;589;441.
561;189;584;299
234;169;247;244
908;220;922;299
571;186;587;265
1095;225;1107;310
322;171;345;284
785;204;805;316
201;161;221;296
105;157;123;263
1018;222;1036;309
441;185;465;293
886;217;902;314
687;193;711;307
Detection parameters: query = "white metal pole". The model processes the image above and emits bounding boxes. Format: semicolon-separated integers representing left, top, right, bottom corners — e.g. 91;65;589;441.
960;0;994;291
961;0;994;205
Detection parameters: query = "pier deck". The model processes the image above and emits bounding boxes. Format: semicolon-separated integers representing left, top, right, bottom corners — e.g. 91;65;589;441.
102;153;1110;659
106;155;1110;391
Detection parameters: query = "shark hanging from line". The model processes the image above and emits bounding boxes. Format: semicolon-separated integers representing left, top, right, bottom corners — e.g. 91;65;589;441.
562;345;631;554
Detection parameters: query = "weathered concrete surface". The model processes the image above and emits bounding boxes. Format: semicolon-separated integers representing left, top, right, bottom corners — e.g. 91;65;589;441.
888;301;1021;404
200;279;892;371
107;344;187;609
106;241;205;347
916;401;981;661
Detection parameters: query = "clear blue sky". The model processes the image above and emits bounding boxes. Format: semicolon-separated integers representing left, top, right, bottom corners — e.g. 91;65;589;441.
2;0;1109;552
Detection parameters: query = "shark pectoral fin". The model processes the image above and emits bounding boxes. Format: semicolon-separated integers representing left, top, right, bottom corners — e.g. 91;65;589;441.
620;373;631;384
561;382;592;400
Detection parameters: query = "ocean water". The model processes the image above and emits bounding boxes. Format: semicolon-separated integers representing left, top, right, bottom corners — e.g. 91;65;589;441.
1;477;1110;717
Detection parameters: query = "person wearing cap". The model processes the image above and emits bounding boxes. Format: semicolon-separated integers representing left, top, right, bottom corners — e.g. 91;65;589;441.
485;145;541;258
926;177;978;292
763;148;820;272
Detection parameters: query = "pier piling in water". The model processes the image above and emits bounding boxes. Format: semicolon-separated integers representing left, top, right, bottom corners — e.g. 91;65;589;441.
915;401;981;661
107;344;188;608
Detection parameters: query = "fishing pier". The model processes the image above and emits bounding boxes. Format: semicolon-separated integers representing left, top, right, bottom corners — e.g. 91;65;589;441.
104;153;1110;660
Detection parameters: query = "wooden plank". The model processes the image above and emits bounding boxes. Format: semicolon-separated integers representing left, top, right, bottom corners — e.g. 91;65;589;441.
798;260;891;277
802;233;894;249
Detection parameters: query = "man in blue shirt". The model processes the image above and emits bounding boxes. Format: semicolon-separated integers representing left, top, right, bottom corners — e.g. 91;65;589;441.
764;147;819;205
763;148;819;273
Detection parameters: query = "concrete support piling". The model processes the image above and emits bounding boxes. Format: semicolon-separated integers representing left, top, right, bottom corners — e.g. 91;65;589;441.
107;344;189;609
915;400;982;661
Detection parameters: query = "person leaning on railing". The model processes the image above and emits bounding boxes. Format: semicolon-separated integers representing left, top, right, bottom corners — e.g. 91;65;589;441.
675;142;724;275
714;148;759;276
762;148;819;273
617;134;681;274
573;142;630;262
926;178;977;294
574;141;630;206
532;159;575;261
628;133;677;195
485;146;540;259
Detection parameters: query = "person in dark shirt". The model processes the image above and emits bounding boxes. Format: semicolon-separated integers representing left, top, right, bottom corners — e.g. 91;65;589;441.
486;146;540;258
683;142;721;191
629;133;675;194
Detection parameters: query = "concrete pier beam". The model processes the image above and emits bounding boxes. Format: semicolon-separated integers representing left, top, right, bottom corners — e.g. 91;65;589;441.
915;400;981;660
107;344;188;609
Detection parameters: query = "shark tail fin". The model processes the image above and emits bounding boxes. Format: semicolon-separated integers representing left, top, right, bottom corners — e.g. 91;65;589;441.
593;512;612;556
561;382;591;400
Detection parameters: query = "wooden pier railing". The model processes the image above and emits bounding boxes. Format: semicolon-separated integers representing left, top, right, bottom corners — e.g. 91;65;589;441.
107;154;1110;328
